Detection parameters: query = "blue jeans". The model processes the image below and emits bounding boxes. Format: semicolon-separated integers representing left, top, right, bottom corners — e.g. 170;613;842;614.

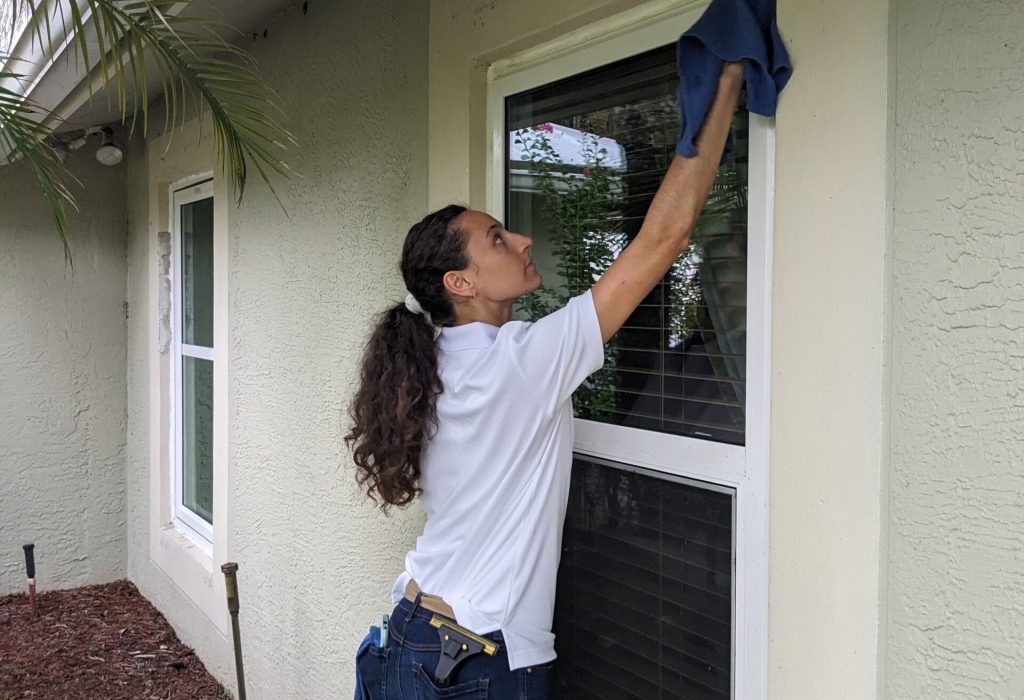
355;594;553;699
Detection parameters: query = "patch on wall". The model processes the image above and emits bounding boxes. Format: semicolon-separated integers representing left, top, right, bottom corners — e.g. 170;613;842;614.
158;230;171;353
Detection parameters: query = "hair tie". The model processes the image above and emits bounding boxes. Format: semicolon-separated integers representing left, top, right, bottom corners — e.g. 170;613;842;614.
404;292;425;316
404;292;441;340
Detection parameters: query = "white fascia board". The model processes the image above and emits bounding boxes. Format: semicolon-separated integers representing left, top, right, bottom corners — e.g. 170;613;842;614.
1;0;102;163
2;1;102;117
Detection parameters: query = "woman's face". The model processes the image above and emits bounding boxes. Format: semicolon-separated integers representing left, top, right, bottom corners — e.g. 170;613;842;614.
453;210;542;303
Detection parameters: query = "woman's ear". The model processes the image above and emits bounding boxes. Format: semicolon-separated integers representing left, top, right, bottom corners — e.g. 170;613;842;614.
443;270;476;300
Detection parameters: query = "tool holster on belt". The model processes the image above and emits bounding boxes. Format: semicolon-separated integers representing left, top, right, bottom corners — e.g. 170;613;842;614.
429;615;500;687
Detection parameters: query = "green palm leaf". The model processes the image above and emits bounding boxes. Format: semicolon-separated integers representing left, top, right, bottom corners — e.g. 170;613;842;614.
3;0;293;263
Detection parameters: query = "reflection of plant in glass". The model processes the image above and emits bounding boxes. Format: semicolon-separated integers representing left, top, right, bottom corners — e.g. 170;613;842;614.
670;104;749;413
513;122;623;419
666;112;748;349
514;100;748;425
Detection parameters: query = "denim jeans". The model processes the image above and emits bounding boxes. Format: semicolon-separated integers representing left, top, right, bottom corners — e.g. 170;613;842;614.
355;594;553;699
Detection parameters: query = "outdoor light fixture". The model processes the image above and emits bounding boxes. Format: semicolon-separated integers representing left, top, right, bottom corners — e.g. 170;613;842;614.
52;125;125;166
94;126;124;166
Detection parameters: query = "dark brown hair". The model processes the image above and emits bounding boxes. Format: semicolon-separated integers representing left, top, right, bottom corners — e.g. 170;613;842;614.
345;205;468;512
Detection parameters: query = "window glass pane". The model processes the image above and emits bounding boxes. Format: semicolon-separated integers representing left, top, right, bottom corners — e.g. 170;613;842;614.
181;196;214;348
506;45;748;445
554;457;734;699
182;355;213;524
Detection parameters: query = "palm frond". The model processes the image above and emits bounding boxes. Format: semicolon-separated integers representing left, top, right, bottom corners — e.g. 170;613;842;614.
5;0;293;261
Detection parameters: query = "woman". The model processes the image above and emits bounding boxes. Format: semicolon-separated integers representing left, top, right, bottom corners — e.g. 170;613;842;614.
348;63;743;699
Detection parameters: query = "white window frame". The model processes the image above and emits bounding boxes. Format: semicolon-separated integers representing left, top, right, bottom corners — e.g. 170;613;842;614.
486;4;773;697
171;178;216;549
146;123;230;634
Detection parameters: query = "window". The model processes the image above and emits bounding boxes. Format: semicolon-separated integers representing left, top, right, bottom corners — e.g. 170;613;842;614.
506;44;748;446
490;7;772;697
172;180;215;543
146;133;228;630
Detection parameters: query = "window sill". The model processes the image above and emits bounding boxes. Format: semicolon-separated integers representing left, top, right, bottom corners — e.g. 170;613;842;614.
150;523;229;636
174;516;214;557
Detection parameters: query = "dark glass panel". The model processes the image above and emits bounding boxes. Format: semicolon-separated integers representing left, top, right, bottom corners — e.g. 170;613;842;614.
554;457;734;699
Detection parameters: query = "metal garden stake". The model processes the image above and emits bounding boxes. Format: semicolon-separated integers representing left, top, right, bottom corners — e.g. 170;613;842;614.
221;562;246;700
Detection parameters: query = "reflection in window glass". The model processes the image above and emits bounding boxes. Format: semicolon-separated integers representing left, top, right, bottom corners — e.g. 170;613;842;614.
181;197;214;348
182;355;214;524
177;190;215;527
506;45;748;445
554;457;734;699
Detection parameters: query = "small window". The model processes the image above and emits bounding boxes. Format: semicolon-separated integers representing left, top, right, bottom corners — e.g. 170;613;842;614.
506;44;748;447
172;180;215;541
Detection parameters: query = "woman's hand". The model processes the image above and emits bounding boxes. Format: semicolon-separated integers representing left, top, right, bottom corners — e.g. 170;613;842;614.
722;60;745;78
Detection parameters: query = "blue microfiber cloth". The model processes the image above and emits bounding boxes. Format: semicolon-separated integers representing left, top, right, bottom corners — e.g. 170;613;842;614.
675;0;792;158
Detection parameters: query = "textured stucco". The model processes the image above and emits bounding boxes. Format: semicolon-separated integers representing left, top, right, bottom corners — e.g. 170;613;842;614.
0;150;126;595
124;1;429;697
887;1;1024;697
224;1;429;694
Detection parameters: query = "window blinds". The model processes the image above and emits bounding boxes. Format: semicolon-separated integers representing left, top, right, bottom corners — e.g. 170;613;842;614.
553;458;734;699
506;44;748;447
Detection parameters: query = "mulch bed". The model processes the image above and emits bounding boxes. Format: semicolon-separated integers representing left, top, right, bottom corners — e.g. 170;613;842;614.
0;580;228;699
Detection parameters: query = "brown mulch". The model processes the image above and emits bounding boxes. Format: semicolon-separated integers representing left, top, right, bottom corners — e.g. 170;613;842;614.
0;580;228;699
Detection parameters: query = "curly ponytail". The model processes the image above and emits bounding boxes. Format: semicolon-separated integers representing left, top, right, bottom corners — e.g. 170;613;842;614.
345;205;468;512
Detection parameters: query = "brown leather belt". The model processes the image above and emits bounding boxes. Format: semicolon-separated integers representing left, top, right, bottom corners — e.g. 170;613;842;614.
404;579;500;687
404;579;457;620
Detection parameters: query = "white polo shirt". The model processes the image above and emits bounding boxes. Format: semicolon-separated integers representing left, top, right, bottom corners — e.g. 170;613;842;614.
389;290;605;671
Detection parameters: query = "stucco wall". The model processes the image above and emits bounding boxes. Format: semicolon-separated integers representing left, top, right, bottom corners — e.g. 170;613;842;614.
0;150;126;595
124;1;429;697
887;1;1024;697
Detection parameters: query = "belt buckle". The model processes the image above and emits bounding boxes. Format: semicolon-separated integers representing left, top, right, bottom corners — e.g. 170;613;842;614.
429;615;499;687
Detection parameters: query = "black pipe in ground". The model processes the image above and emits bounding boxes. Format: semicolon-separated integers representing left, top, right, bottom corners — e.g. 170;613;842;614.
23;544;37;615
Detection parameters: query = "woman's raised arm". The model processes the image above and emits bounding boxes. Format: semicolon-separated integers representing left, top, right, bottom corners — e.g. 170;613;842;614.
591;62;744;343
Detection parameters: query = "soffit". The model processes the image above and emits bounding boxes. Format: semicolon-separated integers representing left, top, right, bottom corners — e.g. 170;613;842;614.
2;0;298;135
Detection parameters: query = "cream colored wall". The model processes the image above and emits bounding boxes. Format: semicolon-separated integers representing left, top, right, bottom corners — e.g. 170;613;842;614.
0;150;127;595
887;1;1024;697
770;1;892;698
124;1;429;697
430;1;892;698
